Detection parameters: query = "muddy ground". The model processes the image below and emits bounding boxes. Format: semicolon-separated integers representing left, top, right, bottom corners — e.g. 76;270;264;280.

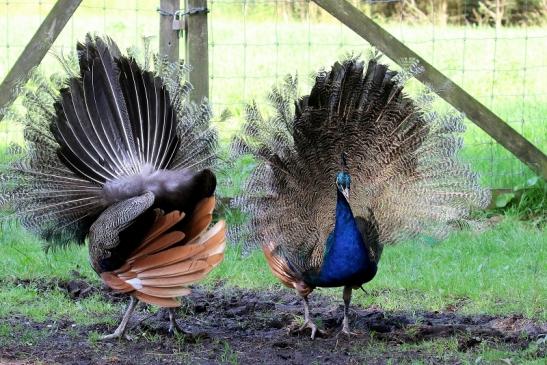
0;278;545;365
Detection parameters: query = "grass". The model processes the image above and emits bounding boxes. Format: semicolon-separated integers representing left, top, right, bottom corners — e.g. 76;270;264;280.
354;337;547;365
0;214;544;325
205;214;547;320
0;286;117;325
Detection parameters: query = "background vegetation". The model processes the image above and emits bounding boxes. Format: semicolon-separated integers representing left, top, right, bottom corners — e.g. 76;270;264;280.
0;1;545;363
1;0;546;189
288;0;547;27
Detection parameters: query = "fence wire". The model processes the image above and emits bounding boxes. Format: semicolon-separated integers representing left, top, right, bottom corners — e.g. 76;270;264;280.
0;0;545;188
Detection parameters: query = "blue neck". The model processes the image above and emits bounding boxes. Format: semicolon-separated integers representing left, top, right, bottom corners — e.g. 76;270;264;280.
311;189;377;287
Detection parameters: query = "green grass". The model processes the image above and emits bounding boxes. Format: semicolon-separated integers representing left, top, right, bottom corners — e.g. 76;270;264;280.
0;285;117;325
204;215;546;320
364;217;546;318
0;223;95;281
1;214;544;325
0;223;117;326
353;337;546;365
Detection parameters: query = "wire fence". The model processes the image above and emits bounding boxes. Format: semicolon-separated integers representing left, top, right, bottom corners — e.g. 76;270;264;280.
0;0;545;188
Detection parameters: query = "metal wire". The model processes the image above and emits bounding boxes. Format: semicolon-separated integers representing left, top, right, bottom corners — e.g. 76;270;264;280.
206;0;546;188
0;0;545;188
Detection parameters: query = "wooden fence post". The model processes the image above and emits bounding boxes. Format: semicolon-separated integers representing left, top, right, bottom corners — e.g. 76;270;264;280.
312;0;547;181
0;0;82;122
185;0;209;103
159;0;180;63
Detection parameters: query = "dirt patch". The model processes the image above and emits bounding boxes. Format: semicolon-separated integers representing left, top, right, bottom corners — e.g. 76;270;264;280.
1;279;545;364
10;273;127;303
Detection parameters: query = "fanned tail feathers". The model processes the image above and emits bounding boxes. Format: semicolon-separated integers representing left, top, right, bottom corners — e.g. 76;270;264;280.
232;57;490;274
0;35;217;247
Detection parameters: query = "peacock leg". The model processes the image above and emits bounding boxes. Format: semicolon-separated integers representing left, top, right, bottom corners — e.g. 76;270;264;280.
341;286;357;336
168;308;185;335
297;295;319;339
102;296;138;340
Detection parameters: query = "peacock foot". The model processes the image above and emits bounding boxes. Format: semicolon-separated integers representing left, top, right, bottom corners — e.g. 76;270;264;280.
101;296;138;341
337;313;361;337
290;319;326;340
337;326;362;338
101;330;134;341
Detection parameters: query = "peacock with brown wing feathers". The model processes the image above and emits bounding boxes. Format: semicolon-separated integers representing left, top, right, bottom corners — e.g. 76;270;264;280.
231;57;490;338
0;35;226;340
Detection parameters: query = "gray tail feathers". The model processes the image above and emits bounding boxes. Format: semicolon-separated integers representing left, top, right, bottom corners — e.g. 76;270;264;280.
0;34;217;247
231;57;490;259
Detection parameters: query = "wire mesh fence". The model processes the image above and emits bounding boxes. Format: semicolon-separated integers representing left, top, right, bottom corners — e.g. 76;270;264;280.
0;0;545;188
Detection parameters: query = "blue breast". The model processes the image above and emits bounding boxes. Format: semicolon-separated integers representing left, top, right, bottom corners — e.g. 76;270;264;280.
308;190;377;288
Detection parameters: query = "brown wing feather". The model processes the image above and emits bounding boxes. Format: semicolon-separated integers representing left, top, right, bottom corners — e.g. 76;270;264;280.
207;253;224;267
100;272;134;293
128;231;186;262
181;196;216;243
138;271;210;287
133;292;181;307
132;211;185;254
130;221;226;273
263;242;313;296
137;259;210;279
99;199;226;308
130;240;208;272
183;214;213;243
139;286;192;298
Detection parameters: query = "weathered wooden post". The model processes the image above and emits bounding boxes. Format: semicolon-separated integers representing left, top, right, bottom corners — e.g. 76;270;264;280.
312;0;547;181
159;0;181;63
0;0;82;121
185;0;209;103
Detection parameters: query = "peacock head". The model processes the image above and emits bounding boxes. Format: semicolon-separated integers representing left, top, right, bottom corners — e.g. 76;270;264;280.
336;152;351;201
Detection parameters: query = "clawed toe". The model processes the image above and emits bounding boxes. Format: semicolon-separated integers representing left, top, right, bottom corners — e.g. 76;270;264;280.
101;331;133;341
101;333;118;341
300;319;318;339
337;327;361;338
291;320;325;339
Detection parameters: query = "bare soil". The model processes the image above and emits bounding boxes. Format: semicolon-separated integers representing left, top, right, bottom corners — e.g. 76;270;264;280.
0;278;545;364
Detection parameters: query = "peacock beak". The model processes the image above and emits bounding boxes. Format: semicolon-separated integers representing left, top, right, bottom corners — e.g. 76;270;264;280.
342;187;350;201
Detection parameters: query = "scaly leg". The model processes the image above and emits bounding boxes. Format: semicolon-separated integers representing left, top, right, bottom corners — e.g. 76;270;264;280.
102;296;138;340
341;286;357;336
296;295;320;339
168;308;185;334
342;286;352;334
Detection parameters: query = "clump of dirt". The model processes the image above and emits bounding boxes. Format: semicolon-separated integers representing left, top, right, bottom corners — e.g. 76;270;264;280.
10;272;127;302
1;278;545;364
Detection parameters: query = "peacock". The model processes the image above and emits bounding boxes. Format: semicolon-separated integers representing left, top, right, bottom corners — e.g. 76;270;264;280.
231;57;490;338
0;35;226;340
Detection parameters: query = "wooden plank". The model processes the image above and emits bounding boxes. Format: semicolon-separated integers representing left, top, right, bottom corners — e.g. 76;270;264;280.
0;0;82;122
185;0;209;103
312;0;547;181
159;0;180;63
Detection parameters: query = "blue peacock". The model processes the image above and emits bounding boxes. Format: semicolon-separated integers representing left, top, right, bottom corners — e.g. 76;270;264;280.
232;57;490;338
